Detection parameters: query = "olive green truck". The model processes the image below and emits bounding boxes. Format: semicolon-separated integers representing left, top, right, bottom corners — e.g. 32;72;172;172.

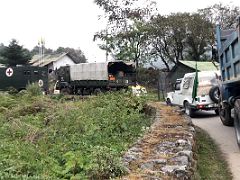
0;66;48;92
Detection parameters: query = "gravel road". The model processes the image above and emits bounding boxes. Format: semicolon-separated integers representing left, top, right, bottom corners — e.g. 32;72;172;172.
192;111;240;180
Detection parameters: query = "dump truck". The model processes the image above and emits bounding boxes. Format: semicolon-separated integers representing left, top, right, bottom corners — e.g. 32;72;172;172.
216;16;240;145
54;61;136;95
0;66;48;92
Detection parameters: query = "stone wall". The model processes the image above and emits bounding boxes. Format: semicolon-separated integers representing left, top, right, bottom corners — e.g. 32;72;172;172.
122;102;196;179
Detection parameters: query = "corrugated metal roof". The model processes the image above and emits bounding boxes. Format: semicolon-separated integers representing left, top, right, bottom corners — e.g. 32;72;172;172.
179;60;219;71
29;52;69;67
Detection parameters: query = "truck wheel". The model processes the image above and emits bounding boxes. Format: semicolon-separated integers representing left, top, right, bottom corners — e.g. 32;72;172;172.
184;101;194;118
215;109;219;115
234;99;240;147
219;97;233;126
166;98;172;106
93;88;102;95
209;86;220;103
60;88;71;95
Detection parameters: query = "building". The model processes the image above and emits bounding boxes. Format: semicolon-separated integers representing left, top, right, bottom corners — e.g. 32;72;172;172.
166;60;219;90
29;52;76;73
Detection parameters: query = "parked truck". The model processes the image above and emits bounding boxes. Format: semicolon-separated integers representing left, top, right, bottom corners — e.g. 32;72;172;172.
216;16;240;145
0;66;48;92
54;61;136;95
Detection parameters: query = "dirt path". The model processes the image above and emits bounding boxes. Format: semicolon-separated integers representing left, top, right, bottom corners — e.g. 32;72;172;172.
192;111;240;180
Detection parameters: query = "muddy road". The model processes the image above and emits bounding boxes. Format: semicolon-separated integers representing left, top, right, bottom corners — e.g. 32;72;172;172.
192;111;240;180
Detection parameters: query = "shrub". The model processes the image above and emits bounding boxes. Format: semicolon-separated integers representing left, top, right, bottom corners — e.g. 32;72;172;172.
0;92;152;179
26;83;42;96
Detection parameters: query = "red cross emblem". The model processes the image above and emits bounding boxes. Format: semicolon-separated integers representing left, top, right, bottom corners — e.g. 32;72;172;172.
6;67;14;77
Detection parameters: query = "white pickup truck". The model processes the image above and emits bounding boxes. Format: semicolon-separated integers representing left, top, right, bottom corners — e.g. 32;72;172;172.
166;71;220;117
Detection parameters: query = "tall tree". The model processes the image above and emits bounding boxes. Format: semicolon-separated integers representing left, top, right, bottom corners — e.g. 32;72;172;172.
94;0;157;67
0;39;32;66
198;3;240;29
147;13;190;70
185;13;213;61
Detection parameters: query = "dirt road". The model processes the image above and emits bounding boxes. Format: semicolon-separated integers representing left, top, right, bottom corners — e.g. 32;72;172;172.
192;111;240;180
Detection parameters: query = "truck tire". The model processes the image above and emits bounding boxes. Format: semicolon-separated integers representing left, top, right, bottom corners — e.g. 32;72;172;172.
166;98;172;106
184;101;194;118
60;88;71;95
219;96;233;126
209;86;220;103
234;99;240;147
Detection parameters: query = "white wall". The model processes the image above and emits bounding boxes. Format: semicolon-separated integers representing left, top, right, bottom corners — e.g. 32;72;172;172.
52;55;75;70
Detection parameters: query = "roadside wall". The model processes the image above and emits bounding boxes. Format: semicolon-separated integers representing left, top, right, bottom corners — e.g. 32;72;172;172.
122;102;196;179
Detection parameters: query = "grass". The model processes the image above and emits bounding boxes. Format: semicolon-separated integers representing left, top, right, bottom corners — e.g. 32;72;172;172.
0;87;154;179
195;127;233;180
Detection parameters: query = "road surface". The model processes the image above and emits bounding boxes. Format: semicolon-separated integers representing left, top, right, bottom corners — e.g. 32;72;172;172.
192;111;240;180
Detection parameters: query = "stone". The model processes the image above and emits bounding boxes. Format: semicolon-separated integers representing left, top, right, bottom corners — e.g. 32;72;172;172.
169;155;189;166
177;151;192;159
140;161;154;170
152;159;167;165
161;165;187;174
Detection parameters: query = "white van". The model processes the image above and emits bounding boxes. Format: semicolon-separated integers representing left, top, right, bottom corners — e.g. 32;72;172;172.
166;71;220;117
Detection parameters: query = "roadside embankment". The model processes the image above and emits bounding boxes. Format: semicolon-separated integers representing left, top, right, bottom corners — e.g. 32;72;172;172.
122;102;196;179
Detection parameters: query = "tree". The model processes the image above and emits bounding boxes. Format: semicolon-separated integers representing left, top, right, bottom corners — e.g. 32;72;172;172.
31;46;53;56
55;47;87;63
185;13;213;61
147;12;214;70
147;13;190;70
198;3;240;29
94;0;157;67
0;39;32;66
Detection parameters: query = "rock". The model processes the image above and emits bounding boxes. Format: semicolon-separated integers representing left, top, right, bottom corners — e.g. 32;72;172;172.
124;153;139;163
177;151;192;159
169;155;189;166
129;147;142;153
161;165;187;173
152;159;167;165
140;161;154;170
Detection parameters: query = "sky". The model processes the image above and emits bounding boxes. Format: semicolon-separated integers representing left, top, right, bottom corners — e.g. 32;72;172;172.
0;0;239;62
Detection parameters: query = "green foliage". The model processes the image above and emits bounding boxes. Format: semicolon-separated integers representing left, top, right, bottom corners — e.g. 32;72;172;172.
0;39;32;66
0;92;151;179
194;128;232;179
26;83;43;96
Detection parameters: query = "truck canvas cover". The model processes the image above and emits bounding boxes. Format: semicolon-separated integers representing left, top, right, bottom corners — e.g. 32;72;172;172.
70;62;108;81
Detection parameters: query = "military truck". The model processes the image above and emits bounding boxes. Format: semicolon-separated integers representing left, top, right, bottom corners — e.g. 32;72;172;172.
216;16;240;145
54;61;136;95
0;66;48;92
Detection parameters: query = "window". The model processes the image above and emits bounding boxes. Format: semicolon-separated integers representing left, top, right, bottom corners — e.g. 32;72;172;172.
183;77;193;89
23;70;31;75
175;81;181;91
34;70;39;75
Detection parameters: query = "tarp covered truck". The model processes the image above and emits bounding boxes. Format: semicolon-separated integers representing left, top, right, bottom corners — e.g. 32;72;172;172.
54;61;136;95
216;16;240;145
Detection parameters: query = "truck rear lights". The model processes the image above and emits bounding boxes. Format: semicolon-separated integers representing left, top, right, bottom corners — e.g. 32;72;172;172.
197;105;204;109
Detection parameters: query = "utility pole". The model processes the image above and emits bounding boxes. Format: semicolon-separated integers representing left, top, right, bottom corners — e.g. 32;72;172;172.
38;37;45;66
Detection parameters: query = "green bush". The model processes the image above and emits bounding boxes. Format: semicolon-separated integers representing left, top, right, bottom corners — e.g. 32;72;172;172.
0;92;152;179
26;83;43;96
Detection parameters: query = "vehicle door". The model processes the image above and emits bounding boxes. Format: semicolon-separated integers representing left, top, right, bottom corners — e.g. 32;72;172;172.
180;77;194;105
171;79;182;105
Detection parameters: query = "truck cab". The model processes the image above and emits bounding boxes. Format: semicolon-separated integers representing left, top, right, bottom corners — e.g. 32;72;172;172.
166;71;220;117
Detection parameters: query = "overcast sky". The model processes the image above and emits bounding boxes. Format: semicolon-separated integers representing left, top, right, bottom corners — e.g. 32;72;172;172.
0;0;239;62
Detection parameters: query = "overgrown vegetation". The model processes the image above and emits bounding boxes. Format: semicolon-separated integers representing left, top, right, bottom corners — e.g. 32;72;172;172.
0;88;152;179
195;127;232;180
